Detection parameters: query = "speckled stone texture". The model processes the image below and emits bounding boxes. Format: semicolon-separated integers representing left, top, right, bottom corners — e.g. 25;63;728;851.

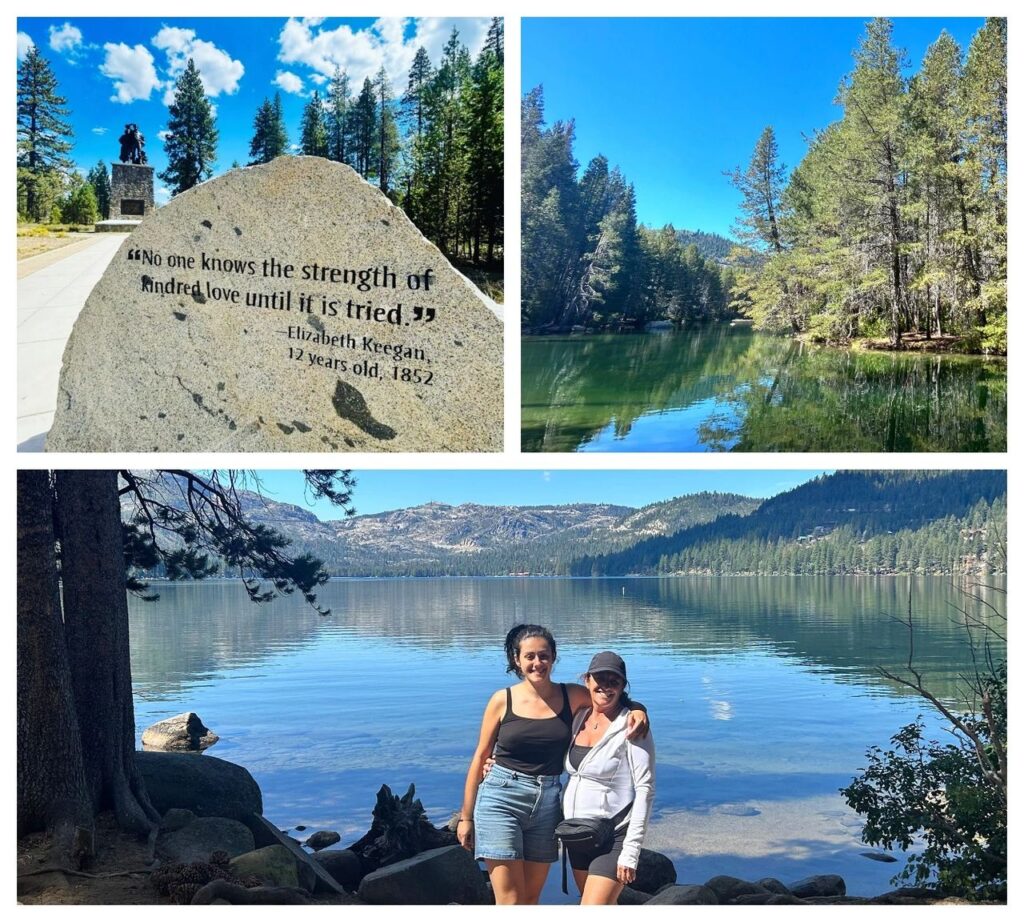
48;156;503;452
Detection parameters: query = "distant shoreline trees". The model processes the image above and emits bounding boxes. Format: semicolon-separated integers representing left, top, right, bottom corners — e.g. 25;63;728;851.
522;87;735;331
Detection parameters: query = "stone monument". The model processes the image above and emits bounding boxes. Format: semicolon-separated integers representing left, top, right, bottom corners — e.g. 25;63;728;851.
48;156;503;452
97;123;154;232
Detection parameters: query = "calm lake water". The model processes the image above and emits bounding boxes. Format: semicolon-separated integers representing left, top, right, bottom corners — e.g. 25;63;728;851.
129;576;1005;902
521;328;1007;452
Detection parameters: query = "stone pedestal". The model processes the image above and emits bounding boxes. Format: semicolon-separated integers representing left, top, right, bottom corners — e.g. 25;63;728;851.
111;163;154;219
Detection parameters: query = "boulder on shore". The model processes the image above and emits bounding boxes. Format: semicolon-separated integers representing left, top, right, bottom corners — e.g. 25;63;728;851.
646;884;719;905
157;817;254;864
358;845;489;905
137;751;262;822
247;814;346;895
311;849;363;892
305;830;341;851
633;848;677;894
228;845;301;889
789;874;847;898
704;875;769;902
142;712;219;752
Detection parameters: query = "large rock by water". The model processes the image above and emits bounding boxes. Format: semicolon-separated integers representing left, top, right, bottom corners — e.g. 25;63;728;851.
633;848;677;894
157;816;254;864
142;712;219;752
48;156;503;452
357;845;489;905
136;751;262;821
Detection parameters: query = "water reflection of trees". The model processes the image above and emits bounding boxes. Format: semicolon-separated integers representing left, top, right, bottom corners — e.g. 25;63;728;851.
521;329;1006;452
131;576;1005;704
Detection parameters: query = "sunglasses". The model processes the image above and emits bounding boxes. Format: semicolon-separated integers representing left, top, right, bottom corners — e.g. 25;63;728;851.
592;672;624;688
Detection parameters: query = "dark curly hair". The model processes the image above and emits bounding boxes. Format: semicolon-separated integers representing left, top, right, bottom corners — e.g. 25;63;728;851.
504;624;556;677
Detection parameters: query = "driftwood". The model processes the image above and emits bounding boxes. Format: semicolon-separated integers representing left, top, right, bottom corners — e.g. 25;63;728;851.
191;880;316;904
346;784;456;874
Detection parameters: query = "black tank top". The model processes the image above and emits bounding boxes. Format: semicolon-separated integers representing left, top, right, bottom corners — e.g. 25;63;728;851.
493;683;573;776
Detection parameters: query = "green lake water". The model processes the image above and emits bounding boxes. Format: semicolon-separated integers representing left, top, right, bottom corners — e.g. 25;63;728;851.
521;327;1006;452
129;575;1004;901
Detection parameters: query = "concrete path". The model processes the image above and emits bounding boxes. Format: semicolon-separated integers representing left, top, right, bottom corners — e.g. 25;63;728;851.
18;233;127;449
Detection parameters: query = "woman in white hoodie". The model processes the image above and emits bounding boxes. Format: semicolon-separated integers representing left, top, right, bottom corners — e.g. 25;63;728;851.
561;651;655;904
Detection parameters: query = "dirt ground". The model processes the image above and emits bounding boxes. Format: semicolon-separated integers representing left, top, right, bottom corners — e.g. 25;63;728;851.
858;332;970;353
17;812;358;906
17;813;162;905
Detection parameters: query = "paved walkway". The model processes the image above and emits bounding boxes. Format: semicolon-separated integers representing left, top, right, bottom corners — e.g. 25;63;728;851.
18;233;127;449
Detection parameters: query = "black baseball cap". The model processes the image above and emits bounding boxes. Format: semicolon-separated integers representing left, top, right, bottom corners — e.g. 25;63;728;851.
587;651;627;681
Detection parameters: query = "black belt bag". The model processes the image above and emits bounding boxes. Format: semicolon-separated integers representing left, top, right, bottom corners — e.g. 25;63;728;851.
554;817;615;852
554;801;632;894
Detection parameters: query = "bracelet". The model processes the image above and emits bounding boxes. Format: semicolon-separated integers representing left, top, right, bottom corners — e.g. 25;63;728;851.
458;818;473;824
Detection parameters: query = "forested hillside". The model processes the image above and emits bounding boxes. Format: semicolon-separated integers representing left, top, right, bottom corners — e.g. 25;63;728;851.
571;471;1005;576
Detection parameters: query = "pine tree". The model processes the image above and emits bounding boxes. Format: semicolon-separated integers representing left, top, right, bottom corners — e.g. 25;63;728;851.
374;66;399;194
352;78;377;176
249;93;288;165
61;179;98;225
86;161;111;220
17;45;74;221
728;126;787;253
159;59;218;195
300;91;328;158
325;68;351;164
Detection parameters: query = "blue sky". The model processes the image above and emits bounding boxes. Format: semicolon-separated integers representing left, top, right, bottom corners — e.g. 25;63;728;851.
17;17;491;204
523;17;988;237
248;470;831;519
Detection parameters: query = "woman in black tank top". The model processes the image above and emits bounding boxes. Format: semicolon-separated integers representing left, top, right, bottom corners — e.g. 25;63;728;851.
456;624;650;905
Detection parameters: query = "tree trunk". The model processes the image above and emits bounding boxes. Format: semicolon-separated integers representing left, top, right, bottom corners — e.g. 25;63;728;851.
55;471;160;840
17;471;94;867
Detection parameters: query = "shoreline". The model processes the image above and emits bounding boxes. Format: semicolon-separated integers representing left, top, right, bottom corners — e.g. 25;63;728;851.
521;324;1007;360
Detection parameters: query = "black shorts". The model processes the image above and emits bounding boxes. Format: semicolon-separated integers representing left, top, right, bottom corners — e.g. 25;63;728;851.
566;826;627;881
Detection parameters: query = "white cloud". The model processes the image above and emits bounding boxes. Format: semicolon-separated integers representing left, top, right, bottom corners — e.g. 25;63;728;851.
101;42;161;103
273;70;305;96
276;16;491;93
17;32;34;61
157;130;171;141
92;127;108;135
49;22;83;56
155;186;171;205
152;26;244;101
308;73;327;86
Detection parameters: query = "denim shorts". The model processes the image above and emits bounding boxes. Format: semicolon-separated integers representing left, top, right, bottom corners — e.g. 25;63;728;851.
474;763;563;863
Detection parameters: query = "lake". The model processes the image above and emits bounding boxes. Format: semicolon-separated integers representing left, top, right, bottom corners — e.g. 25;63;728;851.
521;328;1006;452
129;576;1005;902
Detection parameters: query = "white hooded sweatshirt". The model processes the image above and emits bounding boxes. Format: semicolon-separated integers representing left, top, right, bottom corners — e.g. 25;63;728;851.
561;707;655;870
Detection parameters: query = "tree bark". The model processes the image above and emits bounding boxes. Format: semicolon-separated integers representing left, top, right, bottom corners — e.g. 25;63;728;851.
55;471;160;839
17;470;94;866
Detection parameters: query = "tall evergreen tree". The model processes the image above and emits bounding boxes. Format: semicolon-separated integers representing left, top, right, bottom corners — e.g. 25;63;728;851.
17;45;74;221
352;78;378;176
86;161;111;220
374;66;400;194
159;59;218;195
325;68;351;164
728;126;787;253
300;91;328;158
248;94;288;165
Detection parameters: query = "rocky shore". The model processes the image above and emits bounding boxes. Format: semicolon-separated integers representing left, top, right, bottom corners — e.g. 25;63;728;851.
17;720;962;906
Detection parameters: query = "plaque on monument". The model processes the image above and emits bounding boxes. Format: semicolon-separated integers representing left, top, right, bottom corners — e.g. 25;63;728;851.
47;157;504;452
